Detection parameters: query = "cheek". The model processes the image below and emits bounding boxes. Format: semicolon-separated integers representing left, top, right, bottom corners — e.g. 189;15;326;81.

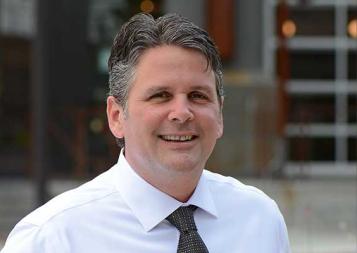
200;110;223;138
147;104;171;118
216;113;224;137
129;108;166;133
212;120;223;139
216;121;223;138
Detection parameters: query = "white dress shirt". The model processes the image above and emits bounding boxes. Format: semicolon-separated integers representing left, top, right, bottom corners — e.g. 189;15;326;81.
1;152;291;253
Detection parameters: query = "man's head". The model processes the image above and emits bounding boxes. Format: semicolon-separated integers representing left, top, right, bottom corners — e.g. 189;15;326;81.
106;13;224;197
108;13;223;148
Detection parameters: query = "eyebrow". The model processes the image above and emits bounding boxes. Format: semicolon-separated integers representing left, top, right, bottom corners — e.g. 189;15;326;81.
145;84;216;96
191;85;213;91
145;86;171;95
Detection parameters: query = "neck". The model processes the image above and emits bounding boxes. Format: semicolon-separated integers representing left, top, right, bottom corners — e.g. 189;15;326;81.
140;166;202;202
153;171;202;202
125;157;203;203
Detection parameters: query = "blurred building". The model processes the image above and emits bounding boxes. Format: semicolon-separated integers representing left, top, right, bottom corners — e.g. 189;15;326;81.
0;0;356;181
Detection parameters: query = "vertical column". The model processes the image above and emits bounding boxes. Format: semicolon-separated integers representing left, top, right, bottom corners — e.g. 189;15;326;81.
32;0;50;205
235;0;263;70
335;4;348;163
207;0;235;61
262;0;276;78
274;0;290;176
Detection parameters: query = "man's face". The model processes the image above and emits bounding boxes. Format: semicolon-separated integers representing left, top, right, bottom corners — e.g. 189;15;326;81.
108;45;223;179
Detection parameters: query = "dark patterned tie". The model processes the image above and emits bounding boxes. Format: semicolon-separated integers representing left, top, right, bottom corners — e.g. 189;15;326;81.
166;205;209;253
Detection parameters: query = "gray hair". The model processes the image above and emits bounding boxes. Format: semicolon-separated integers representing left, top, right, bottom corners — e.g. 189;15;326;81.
108;13;224;147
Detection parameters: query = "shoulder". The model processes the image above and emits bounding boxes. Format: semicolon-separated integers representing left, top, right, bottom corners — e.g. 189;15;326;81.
202;170;291;252
203;170;280;215
2;167;123;252
203;169;272;199
21;166;121;228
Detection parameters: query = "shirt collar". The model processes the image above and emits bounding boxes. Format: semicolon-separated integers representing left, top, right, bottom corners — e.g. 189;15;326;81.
186;171;218;218
114;150;218;232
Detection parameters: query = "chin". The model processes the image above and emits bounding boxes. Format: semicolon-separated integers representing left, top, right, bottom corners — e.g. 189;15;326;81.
163;157;203;174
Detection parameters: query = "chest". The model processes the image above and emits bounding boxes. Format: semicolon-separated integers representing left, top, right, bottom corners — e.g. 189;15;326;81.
63;212;279;253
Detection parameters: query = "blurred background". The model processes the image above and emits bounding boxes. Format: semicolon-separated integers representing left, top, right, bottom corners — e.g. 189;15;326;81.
0;0;356;252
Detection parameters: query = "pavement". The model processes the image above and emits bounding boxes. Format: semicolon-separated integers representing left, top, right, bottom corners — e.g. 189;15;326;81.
0;178;356;252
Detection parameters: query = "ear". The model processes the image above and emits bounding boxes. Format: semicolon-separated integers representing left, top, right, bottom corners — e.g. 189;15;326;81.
106;96;125;138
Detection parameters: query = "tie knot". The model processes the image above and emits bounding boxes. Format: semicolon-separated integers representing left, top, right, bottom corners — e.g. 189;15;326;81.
166;205;198;233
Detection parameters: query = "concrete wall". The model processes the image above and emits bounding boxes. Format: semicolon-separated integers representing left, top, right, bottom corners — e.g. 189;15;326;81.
208;79;277;176
163;0;206;29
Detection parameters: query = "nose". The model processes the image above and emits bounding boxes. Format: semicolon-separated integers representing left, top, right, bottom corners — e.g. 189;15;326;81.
168;96;194;123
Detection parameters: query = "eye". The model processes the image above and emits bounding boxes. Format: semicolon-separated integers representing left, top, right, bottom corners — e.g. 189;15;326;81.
189;91;209;101
148;91;172;101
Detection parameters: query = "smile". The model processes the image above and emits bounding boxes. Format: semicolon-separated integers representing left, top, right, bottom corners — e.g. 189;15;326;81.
159;135;197;142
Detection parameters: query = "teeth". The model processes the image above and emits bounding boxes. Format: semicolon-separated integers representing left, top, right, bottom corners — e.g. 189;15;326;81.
161;135;193;141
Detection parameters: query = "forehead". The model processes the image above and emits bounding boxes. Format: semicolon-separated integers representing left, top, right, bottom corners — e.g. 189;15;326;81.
132;45;215;88
138;45;209;69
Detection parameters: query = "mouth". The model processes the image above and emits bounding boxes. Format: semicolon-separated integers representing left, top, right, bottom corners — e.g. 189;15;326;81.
159;135;198;142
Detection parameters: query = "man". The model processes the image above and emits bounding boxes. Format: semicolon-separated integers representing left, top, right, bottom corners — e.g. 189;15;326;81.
1;13;290;252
